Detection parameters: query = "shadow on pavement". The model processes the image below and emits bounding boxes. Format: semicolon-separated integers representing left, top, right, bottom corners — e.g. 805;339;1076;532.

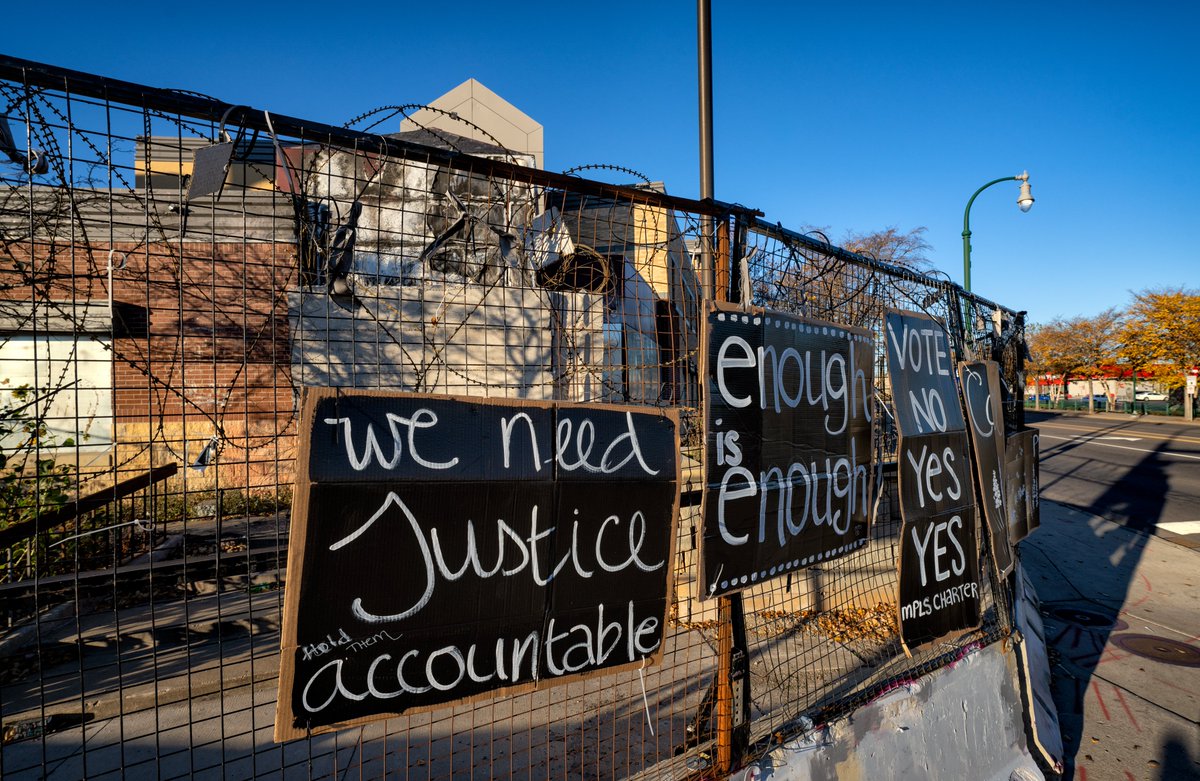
1157;732;1200;781
1021;434;1185;780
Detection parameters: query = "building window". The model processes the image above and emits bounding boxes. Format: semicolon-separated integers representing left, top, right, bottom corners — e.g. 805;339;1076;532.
0;303;113;465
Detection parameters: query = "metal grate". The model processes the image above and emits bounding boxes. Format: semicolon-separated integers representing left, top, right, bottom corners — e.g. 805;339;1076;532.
0;55;1024;780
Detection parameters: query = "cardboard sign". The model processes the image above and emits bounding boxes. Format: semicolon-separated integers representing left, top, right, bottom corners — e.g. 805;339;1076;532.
1005;428;1040;543
275;390;679;740
701;304;873;599
885;311;964;437
958;361;1014;579
885;310;980;650
1024;430;1041;535
1014;560;1064;772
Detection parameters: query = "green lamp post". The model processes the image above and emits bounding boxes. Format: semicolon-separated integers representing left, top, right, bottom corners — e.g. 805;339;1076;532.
962;171;1035;293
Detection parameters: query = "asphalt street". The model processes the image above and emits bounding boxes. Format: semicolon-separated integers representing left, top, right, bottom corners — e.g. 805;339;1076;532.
1027;410;1200;547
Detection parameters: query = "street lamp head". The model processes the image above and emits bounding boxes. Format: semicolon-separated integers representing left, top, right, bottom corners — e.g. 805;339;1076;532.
963;171;1035;294
1016;170;1034;213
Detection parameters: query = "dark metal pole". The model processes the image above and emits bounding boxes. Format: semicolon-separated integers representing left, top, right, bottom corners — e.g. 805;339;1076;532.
962;175;1019;293
698;0;715;298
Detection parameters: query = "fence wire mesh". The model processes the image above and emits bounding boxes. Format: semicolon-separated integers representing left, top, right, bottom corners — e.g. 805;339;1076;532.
0;56;1025;780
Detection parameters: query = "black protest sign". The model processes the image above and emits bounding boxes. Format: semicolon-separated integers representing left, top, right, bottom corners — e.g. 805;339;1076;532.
896;431;981;646
1025;431;1041;534
275;390;679;740
885;310;980;650
885;310;964;436
959;361;1014;579
1005;428;1040;543
1005;435;1028;543
701;304;873;599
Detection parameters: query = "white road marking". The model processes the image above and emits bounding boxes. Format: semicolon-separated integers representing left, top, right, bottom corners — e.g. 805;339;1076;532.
1156;521;1200;535
1039;434;1200;461
1033;421;1200;445
1096;436;1142;442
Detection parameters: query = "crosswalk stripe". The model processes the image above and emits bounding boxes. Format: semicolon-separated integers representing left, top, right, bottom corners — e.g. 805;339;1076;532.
1155;521;1200;535
1039;434;1200;460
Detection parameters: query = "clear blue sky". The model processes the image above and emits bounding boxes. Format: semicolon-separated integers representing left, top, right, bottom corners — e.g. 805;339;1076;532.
6;1;1197;325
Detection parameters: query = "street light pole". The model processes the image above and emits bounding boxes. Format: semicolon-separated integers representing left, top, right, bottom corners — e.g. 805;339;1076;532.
962;171;1034;293
697;0;715;300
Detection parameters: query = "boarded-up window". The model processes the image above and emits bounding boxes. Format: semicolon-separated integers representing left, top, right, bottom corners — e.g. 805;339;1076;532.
0;326;113;454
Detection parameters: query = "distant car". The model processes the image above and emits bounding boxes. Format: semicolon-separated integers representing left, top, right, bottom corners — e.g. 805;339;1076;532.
1134;391;1167;401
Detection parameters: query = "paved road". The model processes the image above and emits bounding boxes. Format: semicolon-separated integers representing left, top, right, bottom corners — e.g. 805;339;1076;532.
1027;411;1200;547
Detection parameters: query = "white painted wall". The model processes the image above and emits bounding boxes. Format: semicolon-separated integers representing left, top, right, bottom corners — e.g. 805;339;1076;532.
731;644;1043;781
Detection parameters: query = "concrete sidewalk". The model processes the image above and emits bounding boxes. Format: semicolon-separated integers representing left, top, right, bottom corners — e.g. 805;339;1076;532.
1020;500;1200;781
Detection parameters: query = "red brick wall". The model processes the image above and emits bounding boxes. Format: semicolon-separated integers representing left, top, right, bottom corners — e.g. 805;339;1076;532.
3;238;301;490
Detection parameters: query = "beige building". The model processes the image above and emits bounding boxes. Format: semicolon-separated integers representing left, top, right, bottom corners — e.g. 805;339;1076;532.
401;78;544;169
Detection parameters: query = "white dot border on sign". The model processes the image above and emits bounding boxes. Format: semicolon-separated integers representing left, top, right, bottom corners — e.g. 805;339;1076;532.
727;318;875;344
712;539;869;593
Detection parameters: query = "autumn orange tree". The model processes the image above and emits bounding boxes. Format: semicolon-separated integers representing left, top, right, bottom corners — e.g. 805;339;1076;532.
1075;308;1123;412
1115;313;1159;394
1026;319;1082;402
1119;287;1200;395
1026;310;1122;410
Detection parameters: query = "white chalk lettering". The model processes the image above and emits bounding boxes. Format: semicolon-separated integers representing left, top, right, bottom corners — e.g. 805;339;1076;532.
911;517;967;588
555;412;659;476
717;467;756;545
425;647;466;692
345;630;403;655
908;387;948;433
745;339;869;433
904;444;964;509
500;412;543;472
727;437;868;548
715;429;743;467
963;367;994;438
911;523;935;586
332;494;663;624
944;449;963;500
717;336;756;408
301;627;353;661
595;510;662;573
901;582;978;621
297;601;659;714
301;657;367;714
323;409;459;472
887;319;950;377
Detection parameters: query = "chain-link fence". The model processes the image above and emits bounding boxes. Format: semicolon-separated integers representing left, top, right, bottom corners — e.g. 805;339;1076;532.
0;55;1027;780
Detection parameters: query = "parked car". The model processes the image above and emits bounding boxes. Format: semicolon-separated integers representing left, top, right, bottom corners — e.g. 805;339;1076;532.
1134;391;1168;401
